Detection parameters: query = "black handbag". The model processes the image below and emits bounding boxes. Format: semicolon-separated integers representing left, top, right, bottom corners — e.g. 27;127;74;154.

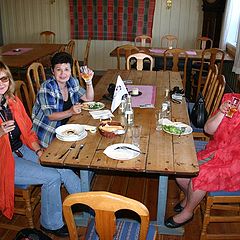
190;92;208;128
15;228;52;240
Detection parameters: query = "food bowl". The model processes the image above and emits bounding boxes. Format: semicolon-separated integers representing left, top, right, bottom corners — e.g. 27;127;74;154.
98;121;125;138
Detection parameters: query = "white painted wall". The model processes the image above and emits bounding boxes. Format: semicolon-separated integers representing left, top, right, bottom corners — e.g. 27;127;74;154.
0;0;203;71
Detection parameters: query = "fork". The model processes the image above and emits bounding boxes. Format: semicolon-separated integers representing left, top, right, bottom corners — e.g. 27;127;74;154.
59;142;76;159
114;146;141;153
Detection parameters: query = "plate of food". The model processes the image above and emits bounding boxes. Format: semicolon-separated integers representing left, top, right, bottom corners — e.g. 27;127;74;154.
81;102;105;111
162;120;192;136
55;124;85;138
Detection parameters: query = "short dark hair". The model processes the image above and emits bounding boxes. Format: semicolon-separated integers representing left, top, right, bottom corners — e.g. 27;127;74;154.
51;52;73;69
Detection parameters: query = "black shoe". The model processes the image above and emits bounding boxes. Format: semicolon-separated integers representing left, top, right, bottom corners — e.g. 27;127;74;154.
165;215;194;228
174;202;185;213
40;224;69;237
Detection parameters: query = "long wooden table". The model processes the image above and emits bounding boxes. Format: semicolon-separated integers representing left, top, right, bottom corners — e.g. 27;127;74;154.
40;69;199;235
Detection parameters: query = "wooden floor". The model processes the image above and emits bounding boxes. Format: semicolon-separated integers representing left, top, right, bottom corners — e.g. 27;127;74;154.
1;172;239;240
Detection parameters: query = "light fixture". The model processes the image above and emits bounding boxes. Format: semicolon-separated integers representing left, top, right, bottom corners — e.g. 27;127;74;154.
166;0;172;9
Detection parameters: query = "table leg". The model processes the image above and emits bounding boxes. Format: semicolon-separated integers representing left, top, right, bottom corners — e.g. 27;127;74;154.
154;175;184;235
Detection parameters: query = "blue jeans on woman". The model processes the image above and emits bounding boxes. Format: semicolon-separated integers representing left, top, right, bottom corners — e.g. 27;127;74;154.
14;144;81;230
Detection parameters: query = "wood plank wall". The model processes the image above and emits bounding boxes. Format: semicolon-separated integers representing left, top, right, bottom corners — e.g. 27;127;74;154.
0;0;203;71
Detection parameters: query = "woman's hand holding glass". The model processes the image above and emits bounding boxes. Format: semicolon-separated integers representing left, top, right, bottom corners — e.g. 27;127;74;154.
0;108;15;137
219;101;231;115
80;66;94;85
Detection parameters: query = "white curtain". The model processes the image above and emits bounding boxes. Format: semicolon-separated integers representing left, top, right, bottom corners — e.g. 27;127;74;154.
219;0;233;50
232;22;240;74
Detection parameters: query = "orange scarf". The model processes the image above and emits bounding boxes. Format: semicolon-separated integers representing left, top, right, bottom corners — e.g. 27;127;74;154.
0;96;38;219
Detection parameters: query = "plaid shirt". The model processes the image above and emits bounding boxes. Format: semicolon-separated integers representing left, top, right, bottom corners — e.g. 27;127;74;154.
32;76;86;148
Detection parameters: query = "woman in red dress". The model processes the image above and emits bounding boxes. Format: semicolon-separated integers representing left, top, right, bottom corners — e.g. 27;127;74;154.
165;93;240;228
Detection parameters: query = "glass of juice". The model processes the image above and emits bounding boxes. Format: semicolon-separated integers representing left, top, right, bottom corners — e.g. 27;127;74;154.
226;97;240;118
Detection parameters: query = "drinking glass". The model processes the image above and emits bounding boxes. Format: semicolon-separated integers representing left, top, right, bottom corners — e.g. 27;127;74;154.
155;110;164;131
226;97;240;118
3;108;14;121
131;125;142;147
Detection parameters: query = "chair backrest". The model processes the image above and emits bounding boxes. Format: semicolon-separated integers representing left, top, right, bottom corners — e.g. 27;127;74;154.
116;44;139;69
163;48;189;89
196;48;225;96
63;40;75;57
26;62;46;105
195;36;213;50
72;58;85;87
126;53;153;71
135;35;152;47
63;191;150;240
14;80;33;116
40;31;55;43
161;34;178;49
83;38;91;66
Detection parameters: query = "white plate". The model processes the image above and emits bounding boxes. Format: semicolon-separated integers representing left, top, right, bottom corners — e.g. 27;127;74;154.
162;122;192;136
81;102;105;111
55;124;85;138
104;143;140;160
56;130;87;142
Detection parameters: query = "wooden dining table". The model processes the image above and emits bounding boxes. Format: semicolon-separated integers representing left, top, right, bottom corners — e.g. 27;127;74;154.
40;69;199;235
0;43;63;77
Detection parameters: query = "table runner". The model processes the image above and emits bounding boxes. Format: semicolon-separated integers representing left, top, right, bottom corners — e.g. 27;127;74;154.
126;85;156;107
2;48;33;56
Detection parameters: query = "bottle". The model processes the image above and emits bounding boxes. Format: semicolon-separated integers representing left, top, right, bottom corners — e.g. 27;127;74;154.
162;89;170;117
125;95;134;125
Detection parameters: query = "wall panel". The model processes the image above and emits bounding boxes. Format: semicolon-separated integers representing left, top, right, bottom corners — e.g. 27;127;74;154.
0;0;203;71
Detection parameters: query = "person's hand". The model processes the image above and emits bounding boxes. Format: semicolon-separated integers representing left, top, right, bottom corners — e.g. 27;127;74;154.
219;100;231;114
71;103;82;115
80;66;94;85
0;120;15;137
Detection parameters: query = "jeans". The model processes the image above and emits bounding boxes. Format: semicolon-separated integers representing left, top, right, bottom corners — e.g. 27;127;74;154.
14;144;81;230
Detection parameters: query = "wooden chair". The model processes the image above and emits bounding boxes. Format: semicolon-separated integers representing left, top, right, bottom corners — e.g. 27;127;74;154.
65;40;75;57
135;35;152;47
26;62;46;105
116;44;139;69
126;53;153;71
63;191;157;240
78;38;91;67
195;36;213;50
163;48;189;90
15;80;33;116
192;48;225;98
161;34;178;49
40;31;55;43
72;58;85;87
0;185;41;231
194;141;240;240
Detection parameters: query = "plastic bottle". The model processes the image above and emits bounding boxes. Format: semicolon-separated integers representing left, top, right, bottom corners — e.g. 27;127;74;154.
162;89;170;117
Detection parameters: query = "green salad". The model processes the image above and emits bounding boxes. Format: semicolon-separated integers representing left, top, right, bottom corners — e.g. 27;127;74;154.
162;125;185;134
88;102;102;109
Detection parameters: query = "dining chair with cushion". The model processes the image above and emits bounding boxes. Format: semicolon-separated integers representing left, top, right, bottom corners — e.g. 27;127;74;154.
26;62;46;105
116;44;139;69
14;80;33;116
134;35;152;47
191;48;225;99
194;141;240;240
63;191;157;240
40;31;56;44
163;48;189;90
160;34;178;49
126;53;153;71
0;185;41;231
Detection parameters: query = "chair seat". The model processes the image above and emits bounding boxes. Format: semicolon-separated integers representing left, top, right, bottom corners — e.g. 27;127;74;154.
85;218;156;240
209;190;240;197
15;184;30;189
194;140;208;152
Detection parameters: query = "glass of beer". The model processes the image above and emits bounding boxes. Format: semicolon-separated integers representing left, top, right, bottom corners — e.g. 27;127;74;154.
226;97;240;118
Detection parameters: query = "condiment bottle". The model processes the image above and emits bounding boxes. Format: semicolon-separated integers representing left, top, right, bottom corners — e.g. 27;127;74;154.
125;95;134;125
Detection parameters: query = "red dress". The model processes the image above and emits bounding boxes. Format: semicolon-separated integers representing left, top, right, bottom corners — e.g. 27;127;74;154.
192;93;240;192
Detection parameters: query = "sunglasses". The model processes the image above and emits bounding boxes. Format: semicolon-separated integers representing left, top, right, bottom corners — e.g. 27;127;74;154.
0;76;9;83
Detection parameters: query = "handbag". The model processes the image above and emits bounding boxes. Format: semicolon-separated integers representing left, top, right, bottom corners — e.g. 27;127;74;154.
190;92;208;128
15;228;52;240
